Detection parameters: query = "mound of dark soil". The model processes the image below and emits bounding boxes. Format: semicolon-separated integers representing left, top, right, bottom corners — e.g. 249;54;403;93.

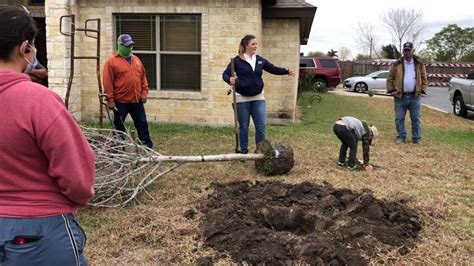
193;181;421;265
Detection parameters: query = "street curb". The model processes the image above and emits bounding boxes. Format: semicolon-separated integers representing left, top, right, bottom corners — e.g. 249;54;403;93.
422;104;449;113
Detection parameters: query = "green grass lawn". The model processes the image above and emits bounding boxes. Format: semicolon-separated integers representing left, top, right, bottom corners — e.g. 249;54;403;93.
80;92;473;264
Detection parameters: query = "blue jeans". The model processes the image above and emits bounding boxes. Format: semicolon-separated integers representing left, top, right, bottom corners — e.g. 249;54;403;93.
394;95;421;142
114;101;153;148
236;100;266;153
0;214;87;265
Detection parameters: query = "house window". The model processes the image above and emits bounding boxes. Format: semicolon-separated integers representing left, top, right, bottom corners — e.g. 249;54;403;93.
115;14;201;91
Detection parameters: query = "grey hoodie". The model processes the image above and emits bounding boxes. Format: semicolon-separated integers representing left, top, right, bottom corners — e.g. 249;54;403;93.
341;116;368;140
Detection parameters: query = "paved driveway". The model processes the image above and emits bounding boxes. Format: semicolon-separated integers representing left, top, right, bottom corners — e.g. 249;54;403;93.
421;86;451;113
421;87;474;120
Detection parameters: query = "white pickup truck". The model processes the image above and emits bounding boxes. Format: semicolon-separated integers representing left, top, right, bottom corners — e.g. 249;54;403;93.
449;71;474;117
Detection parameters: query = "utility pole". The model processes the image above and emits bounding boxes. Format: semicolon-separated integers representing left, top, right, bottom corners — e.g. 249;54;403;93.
369;38;373;60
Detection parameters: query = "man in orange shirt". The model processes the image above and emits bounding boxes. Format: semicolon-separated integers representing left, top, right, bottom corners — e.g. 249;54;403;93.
103;34;153;148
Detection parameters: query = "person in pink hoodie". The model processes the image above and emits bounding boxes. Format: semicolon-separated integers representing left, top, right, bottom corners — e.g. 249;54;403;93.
0;5;95;265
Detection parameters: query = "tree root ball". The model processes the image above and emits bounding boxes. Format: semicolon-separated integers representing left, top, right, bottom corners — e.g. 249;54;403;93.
255;140;294;176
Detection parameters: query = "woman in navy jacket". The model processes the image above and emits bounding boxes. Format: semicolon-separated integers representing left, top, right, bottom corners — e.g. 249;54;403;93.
223;34;294;154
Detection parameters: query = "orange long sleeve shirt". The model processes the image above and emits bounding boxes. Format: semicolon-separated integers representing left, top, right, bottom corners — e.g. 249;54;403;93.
103;53;149;103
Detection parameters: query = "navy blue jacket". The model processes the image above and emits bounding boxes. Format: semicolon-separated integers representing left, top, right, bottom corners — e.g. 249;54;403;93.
222;55;289;96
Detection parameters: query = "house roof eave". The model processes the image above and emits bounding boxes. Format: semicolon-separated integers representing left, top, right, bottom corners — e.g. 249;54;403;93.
262;5;317;45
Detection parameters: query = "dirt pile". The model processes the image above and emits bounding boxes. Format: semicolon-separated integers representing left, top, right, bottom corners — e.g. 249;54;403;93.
193;181;421;265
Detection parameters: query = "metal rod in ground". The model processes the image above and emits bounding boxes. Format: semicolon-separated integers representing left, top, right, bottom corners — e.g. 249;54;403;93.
137;153;265;163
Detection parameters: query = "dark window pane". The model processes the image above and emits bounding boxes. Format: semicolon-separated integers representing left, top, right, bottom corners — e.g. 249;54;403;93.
116;15;156;51
134;53;157;90
161;54;200;91
160;15;201;52
319;59;337;68
29;0;45;4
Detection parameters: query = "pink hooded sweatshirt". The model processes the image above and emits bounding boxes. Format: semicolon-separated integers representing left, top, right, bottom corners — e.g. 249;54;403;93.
0;70;95;217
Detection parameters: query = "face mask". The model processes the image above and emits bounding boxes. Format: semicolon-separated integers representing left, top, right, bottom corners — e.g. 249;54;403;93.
24;57;38;74
23;43;38;73
118;44;132;58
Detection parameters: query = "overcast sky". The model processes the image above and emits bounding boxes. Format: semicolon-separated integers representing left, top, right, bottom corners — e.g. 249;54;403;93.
301;0;474;57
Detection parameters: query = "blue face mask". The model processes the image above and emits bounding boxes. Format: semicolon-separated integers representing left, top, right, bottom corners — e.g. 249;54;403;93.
23;43;38;74
24;56;38;74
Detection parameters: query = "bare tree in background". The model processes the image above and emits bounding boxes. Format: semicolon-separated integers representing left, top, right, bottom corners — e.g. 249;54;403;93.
338;47;352;61
381;8;425;53
354;22;381;60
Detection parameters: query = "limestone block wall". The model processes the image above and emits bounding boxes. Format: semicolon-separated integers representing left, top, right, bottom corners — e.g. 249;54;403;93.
261;19;300;122
68;0;262;125
44;0;83;118
42;0;300;125
208;0;263;125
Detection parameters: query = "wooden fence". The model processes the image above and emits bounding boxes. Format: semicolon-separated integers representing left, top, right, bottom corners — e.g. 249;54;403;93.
339;61;474;87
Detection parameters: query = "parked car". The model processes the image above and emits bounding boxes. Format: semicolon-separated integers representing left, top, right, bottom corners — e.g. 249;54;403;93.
299;56;341;88
449;71;474;117
343;70;389;93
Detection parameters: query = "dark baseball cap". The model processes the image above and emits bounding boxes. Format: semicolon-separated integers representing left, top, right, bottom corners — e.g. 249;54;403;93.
117;34;134;46
403;42;414;50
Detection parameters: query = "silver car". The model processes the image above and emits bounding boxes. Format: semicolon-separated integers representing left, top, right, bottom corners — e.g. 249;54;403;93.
343;70;389;93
